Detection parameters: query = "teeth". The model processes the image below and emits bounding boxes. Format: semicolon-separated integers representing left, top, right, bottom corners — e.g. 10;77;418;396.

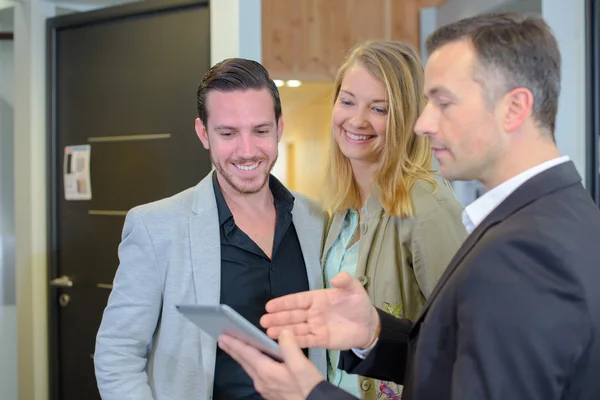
346;131;372;141
234;162;259;171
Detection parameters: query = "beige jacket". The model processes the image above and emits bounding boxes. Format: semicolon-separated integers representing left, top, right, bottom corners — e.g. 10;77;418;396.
322;178;468;399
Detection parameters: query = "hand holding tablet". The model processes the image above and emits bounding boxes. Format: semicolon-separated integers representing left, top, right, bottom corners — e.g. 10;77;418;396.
176;304;283;362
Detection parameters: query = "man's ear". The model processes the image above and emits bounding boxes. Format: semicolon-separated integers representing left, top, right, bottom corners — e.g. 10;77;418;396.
195;118;210;149
276;115;284;143
502;87;534;133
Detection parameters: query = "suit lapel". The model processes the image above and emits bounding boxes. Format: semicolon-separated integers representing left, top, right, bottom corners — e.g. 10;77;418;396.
189;174;221;392
292;200;329;375
415;161;582;325
293;201;325;290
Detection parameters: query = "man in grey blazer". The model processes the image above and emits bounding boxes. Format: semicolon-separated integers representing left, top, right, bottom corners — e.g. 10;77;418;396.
94;58;327;400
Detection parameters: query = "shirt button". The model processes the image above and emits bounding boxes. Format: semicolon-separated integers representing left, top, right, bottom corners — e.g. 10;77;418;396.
361;379;372;391
357;275;368;286
360;223;368;235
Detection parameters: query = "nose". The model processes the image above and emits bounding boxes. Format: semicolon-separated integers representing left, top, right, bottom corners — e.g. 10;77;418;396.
348;108;369;129
237;132;256;157
414;102;437;137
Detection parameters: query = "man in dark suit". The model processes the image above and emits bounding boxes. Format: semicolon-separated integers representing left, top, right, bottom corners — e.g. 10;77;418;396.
217;12;600;400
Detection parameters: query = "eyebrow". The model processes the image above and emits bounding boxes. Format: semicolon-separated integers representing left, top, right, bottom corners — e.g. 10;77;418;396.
213;125;238;131
340;89;387;103
253;122;274;129
425;86;454;100
213;122;274;131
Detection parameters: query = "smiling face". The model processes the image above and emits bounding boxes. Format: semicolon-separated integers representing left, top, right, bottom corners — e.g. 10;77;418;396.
196;88;283;195
414;40;505;183
331;63;388;168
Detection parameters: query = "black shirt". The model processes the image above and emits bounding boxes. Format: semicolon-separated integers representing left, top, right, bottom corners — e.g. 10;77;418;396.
212;172;310;400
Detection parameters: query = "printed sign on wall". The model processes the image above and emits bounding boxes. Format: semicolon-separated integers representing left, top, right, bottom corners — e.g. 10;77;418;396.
64;145;92;201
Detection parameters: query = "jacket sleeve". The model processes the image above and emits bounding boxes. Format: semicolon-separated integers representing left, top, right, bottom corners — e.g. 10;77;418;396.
338;309;413;384
308;381;359;400
94;209;162;400
411;196;467;298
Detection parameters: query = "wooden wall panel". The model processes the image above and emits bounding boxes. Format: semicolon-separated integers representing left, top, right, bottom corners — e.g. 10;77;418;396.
391;0;421;51
262;0;430;81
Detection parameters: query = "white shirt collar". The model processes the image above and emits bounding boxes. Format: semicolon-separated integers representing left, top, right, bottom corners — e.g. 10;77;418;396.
462;155;571;234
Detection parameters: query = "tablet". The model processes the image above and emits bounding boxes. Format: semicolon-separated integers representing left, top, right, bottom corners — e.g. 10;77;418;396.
176;304;282;362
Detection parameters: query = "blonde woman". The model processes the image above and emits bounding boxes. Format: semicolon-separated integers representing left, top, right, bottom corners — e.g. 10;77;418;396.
321;40;467;399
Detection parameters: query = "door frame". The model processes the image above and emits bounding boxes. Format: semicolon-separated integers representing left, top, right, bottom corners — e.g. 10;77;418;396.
586;0;600;205
46;1;209;399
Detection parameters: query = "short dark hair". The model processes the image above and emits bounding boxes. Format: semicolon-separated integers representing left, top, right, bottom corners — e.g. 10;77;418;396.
426;12;561;136
196;58;282;125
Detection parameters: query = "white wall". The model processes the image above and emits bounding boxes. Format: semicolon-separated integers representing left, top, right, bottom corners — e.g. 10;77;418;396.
487;0;541;14
210;0;261;64
542;0;587;185
14;1;56;399
0;6;17;400
436;0;514;26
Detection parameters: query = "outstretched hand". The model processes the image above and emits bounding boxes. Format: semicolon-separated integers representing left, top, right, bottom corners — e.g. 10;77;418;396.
260;272;380;350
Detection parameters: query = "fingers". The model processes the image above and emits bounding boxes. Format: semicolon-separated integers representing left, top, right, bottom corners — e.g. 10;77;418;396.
219;335;300;400
266;324;314;346
260;309;309;330
266;322;311;338
329;271;355;290
218;335;261;380
269;328;323;349
278;330;325;399
265;290;318;313
278;330;307;366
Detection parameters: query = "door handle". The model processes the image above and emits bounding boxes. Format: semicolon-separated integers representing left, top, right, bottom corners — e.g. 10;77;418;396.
96;283;113;290
49;275;73;288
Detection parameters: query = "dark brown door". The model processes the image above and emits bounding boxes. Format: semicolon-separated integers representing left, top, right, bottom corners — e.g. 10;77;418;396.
47;2;211;399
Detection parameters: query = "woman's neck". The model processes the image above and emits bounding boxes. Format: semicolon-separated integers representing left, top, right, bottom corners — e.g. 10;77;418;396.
350;159;378;208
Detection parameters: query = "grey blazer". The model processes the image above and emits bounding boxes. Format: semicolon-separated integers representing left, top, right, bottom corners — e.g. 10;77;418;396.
94;174;328;400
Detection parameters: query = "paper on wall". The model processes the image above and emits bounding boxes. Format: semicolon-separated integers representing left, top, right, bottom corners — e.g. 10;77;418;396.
64;145;92;201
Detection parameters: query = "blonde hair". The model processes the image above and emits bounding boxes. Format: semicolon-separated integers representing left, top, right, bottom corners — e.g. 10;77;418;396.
322;40;437;218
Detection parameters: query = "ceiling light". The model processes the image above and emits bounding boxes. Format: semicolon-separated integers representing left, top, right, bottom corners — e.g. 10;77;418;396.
274;80;285;87
286;80;302;88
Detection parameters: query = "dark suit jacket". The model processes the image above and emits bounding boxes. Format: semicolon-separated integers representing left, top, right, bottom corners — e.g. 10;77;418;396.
308;161;600;400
